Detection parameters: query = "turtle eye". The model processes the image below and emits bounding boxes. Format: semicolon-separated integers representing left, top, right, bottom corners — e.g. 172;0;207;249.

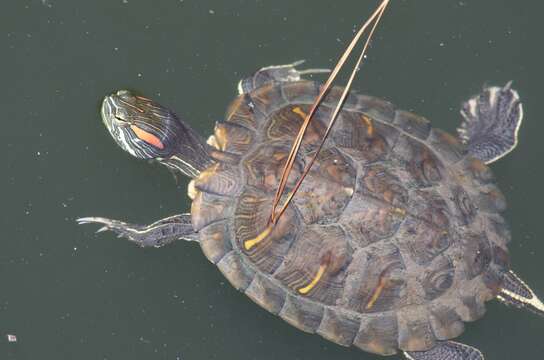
114;114;129;123
130;125;165;150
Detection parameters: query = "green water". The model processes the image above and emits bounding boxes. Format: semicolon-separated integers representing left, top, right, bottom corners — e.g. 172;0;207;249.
1;1;543;359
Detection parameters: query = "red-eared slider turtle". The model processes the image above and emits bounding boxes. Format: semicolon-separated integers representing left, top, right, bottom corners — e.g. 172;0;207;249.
79;62;542;360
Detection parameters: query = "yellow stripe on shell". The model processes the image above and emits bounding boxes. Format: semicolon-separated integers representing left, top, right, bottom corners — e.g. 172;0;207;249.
292;106;308;119
243;224;273;251
298;264;327;295
362;115;374;137
366;278;386;310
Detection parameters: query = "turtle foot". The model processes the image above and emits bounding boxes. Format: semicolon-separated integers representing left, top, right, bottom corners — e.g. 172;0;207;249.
237;60;330;95
77;214;197;247
404;341;484;360
458;82;523;164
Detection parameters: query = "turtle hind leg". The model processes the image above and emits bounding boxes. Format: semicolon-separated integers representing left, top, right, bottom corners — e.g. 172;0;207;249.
497;270;544;317
404;341;484;360
237;60;330;94
458;82;523;164
77;213;198;248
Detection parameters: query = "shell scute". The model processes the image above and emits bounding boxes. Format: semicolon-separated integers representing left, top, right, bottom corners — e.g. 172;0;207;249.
274;225;351;305
462;233;493;281
451;186;477;226
483;214;511;245
427;128;467;164
194;162;243;197
391;135;444;187
280;80;320;104
234;189;298;274
191;192;231;231
293;148;356;225
249;82;287;117
243;144;304;194
245;273;286;315
418;255;455;301
360;165;409;208
225;93;258;131
393;110;432;140
455;272;494;321
279;294;324;333
199;220;232;264
476;184;507;213
353;312;398;355
317;308;360;347
211;122;255;155
320;85;359;109
397;216;451;266
341;245;407;313
340;198;405;249
333;111;399;163
459;294;486;321
407;190;451;229
462;157;495;185
396;306;436;351
217;251;255;291
491;243;510;269
352;94;396;124
428;304;465;340
265;104;326;150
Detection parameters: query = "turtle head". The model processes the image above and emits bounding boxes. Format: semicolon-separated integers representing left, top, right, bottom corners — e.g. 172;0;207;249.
101;90;182;160
101;90;214;178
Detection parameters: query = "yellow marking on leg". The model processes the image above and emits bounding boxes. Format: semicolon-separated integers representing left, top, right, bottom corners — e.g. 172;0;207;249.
187;180;198;200
362;115;374;137
214;123;228;151
292;106;308;119
243;224;273;251
206;134;219;149
366;278;386;310
298;264;327;295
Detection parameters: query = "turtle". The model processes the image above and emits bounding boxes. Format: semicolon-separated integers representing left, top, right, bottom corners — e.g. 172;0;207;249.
78;61;543;360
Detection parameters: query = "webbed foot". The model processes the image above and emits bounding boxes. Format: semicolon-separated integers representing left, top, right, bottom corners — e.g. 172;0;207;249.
458;82;523;164
77;214;198;247
237;60;330;94
404;341;484;360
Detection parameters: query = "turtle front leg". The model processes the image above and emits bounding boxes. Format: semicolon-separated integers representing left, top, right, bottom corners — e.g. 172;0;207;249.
404;341;484;360
77;213;198;248
237;60;330;95
457;82;523;164
497;270;544;317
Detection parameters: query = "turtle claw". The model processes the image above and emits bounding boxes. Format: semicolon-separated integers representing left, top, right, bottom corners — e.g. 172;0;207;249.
97;226;108;233
76;216;118;226
77;216;143;244
270;59;331;79
76;217;119;234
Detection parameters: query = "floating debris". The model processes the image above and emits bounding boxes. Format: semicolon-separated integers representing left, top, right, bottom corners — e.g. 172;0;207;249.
7;334;17;343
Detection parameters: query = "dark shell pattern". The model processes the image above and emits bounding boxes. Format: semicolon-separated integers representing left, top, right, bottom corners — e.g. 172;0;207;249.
190;81;511;355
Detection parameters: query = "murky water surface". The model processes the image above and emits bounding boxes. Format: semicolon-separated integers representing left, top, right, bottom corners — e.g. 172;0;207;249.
1;1;543;359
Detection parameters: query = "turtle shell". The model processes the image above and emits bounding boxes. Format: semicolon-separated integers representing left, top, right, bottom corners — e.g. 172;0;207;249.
190;81;511;355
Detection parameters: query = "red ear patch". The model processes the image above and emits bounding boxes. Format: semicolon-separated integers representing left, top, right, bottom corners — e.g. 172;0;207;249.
130;125;165;150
